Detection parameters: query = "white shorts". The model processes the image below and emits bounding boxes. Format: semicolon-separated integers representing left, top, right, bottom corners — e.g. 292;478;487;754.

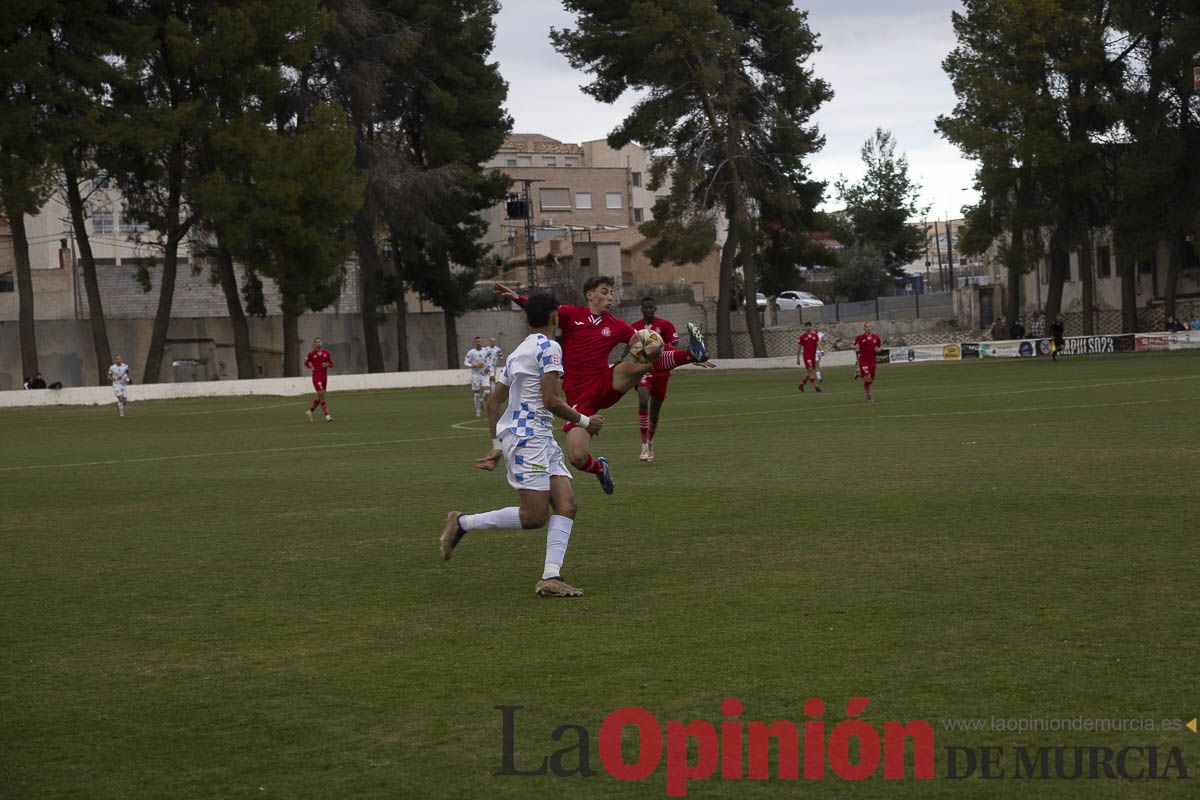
470;371;490;391
113;383;128;399
502;431;571;492
815;349;824;361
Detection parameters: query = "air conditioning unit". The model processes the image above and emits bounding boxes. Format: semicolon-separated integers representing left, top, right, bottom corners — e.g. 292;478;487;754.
542;218;555;226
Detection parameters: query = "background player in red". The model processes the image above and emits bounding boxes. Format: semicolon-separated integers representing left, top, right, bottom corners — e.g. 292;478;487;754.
796;321;822;392
304;337;334;421
632;296;687;462
494;277;710;494
853;322;883;401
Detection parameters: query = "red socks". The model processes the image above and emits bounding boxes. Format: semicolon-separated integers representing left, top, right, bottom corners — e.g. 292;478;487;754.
864;381;873;396
652;346;696;371
581;455;606;476
638;411;649;443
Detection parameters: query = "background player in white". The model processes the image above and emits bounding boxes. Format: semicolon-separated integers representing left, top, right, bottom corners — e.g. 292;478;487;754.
440;294;604;597
815;324;827;384
464;336;491;417
107;355;131;418
485;337;503;391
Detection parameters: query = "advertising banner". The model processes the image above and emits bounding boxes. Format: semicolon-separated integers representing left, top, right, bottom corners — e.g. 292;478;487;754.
1060;335;1135;356
1168;331;1200;351
960;342;980;359
1136;334;1169;352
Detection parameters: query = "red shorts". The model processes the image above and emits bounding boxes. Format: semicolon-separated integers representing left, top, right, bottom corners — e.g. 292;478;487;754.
637;371;670;402
312;375;328;391
859;362;877;380
563;365;626;432
802;356;817;370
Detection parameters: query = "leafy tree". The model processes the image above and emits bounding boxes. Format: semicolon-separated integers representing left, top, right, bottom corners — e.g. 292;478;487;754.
553;0;831;358
834;128;928;279
940;0;1143;332
33;0;128;381
831;244;892;302
187;0;333;378
1109;0;1200;324
0;3;55;380
392;0;511;369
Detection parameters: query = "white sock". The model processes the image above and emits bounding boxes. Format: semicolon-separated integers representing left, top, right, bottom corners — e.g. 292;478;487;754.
461;506;522;531
815;370;822;380
473;393;482;413
117;401;124;416
542;515;574;579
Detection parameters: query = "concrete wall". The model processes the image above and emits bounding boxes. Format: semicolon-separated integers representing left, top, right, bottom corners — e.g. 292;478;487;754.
0;307;533;391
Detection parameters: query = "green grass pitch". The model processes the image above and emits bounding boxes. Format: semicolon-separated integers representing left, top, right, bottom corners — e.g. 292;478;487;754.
2;352;1198;798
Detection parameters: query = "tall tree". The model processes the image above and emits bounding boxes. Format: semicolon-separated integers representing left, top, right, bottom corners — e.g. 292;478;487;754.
1110;0;1200;323
553;0;830;358
304;0;416;373
392;0;511;370
187;0;333;378
941;0;1140;329
834;128;928;279
35;0;126;381
0;3;55;380
203;106;362;376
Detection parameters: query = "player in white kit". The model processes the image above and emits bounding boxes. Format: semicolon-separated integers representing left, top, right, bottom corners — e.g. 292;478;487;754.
440;295;604;597
107;355;132;418
464;336;492;417
485;337;503;390
815;325;827;384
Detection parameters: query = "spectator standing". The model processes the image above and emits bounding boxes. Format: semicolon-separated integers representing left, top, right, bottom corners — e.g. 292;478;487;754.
990;316;1007;341
1010;317;1026;339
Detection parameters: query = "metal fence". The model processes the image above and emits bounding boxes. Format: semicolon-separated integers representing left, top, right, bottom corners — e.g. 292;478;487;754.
770;292;955;326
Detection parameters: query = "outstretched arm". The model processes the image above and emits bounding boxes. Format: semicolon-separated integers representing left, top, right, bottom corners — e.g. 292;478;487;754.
492;282;525;306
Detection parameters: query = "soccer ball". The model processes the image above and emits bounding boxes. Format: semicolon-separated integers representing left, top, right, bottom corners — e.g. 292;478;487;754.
628;329;665;364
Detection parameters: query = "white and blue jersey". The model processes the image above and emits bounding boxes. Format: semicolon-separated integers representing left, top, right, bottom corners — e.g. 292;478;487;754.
495;333;571;491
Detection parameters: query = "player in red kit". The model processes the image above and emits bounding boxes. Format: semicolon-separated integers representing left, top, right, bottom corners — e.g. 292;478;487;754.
304;337;334;421
796;321;822;392
493;277;711;494
632;296;683;462
853;322;883;401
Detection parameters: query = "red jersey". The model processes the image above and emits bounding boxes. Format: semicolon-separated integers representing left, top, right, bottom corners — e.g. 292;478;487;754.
556;305;635;396
305;348;333;377
854;333;882;362
632;317;678;375
798;332;820;359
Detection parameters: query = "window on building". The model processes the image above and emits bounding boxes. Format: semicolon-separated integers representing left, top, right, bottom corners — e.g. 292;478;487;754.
505;159;517;167
575;192;592;210
0;271;14;292
544;157;556;167
605;192;623;209
633;207;644;223
92;210;113;235
119;215;135;234
539;188;571;211
563;157;578;167
1096;245;1111;277
631;171;642;187
579;257;591;268
517;155;533;166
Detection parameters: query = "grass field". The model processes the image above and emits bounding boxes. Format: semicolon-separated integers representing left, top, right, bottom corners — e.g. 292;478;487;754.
2;351;1198;799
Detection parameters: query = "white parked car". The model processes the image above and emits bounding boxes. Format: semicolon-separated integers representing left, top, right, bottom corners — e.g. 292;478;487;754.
775;290;824;310
755;292;768;310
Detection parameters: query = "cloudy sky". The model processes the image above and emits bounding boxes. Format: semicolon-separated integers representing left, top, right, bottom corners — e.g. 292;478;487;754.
492;0;980;221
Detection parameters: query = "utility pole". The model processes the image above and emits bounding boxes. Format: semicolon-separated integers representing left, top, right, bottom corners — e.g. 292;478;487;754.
945;214;955;289
933;220;945;290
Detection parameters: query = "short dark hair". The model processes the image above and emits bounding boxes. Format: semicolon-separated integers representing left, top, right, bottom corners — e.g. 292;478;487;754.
641;296;656;305
524;294;558;327
582;275;614;294
804;321;812;326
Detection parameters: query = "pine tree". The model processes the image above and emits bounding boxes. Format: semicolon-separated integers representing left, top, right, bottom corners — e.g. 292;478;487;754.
553;0;830;358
